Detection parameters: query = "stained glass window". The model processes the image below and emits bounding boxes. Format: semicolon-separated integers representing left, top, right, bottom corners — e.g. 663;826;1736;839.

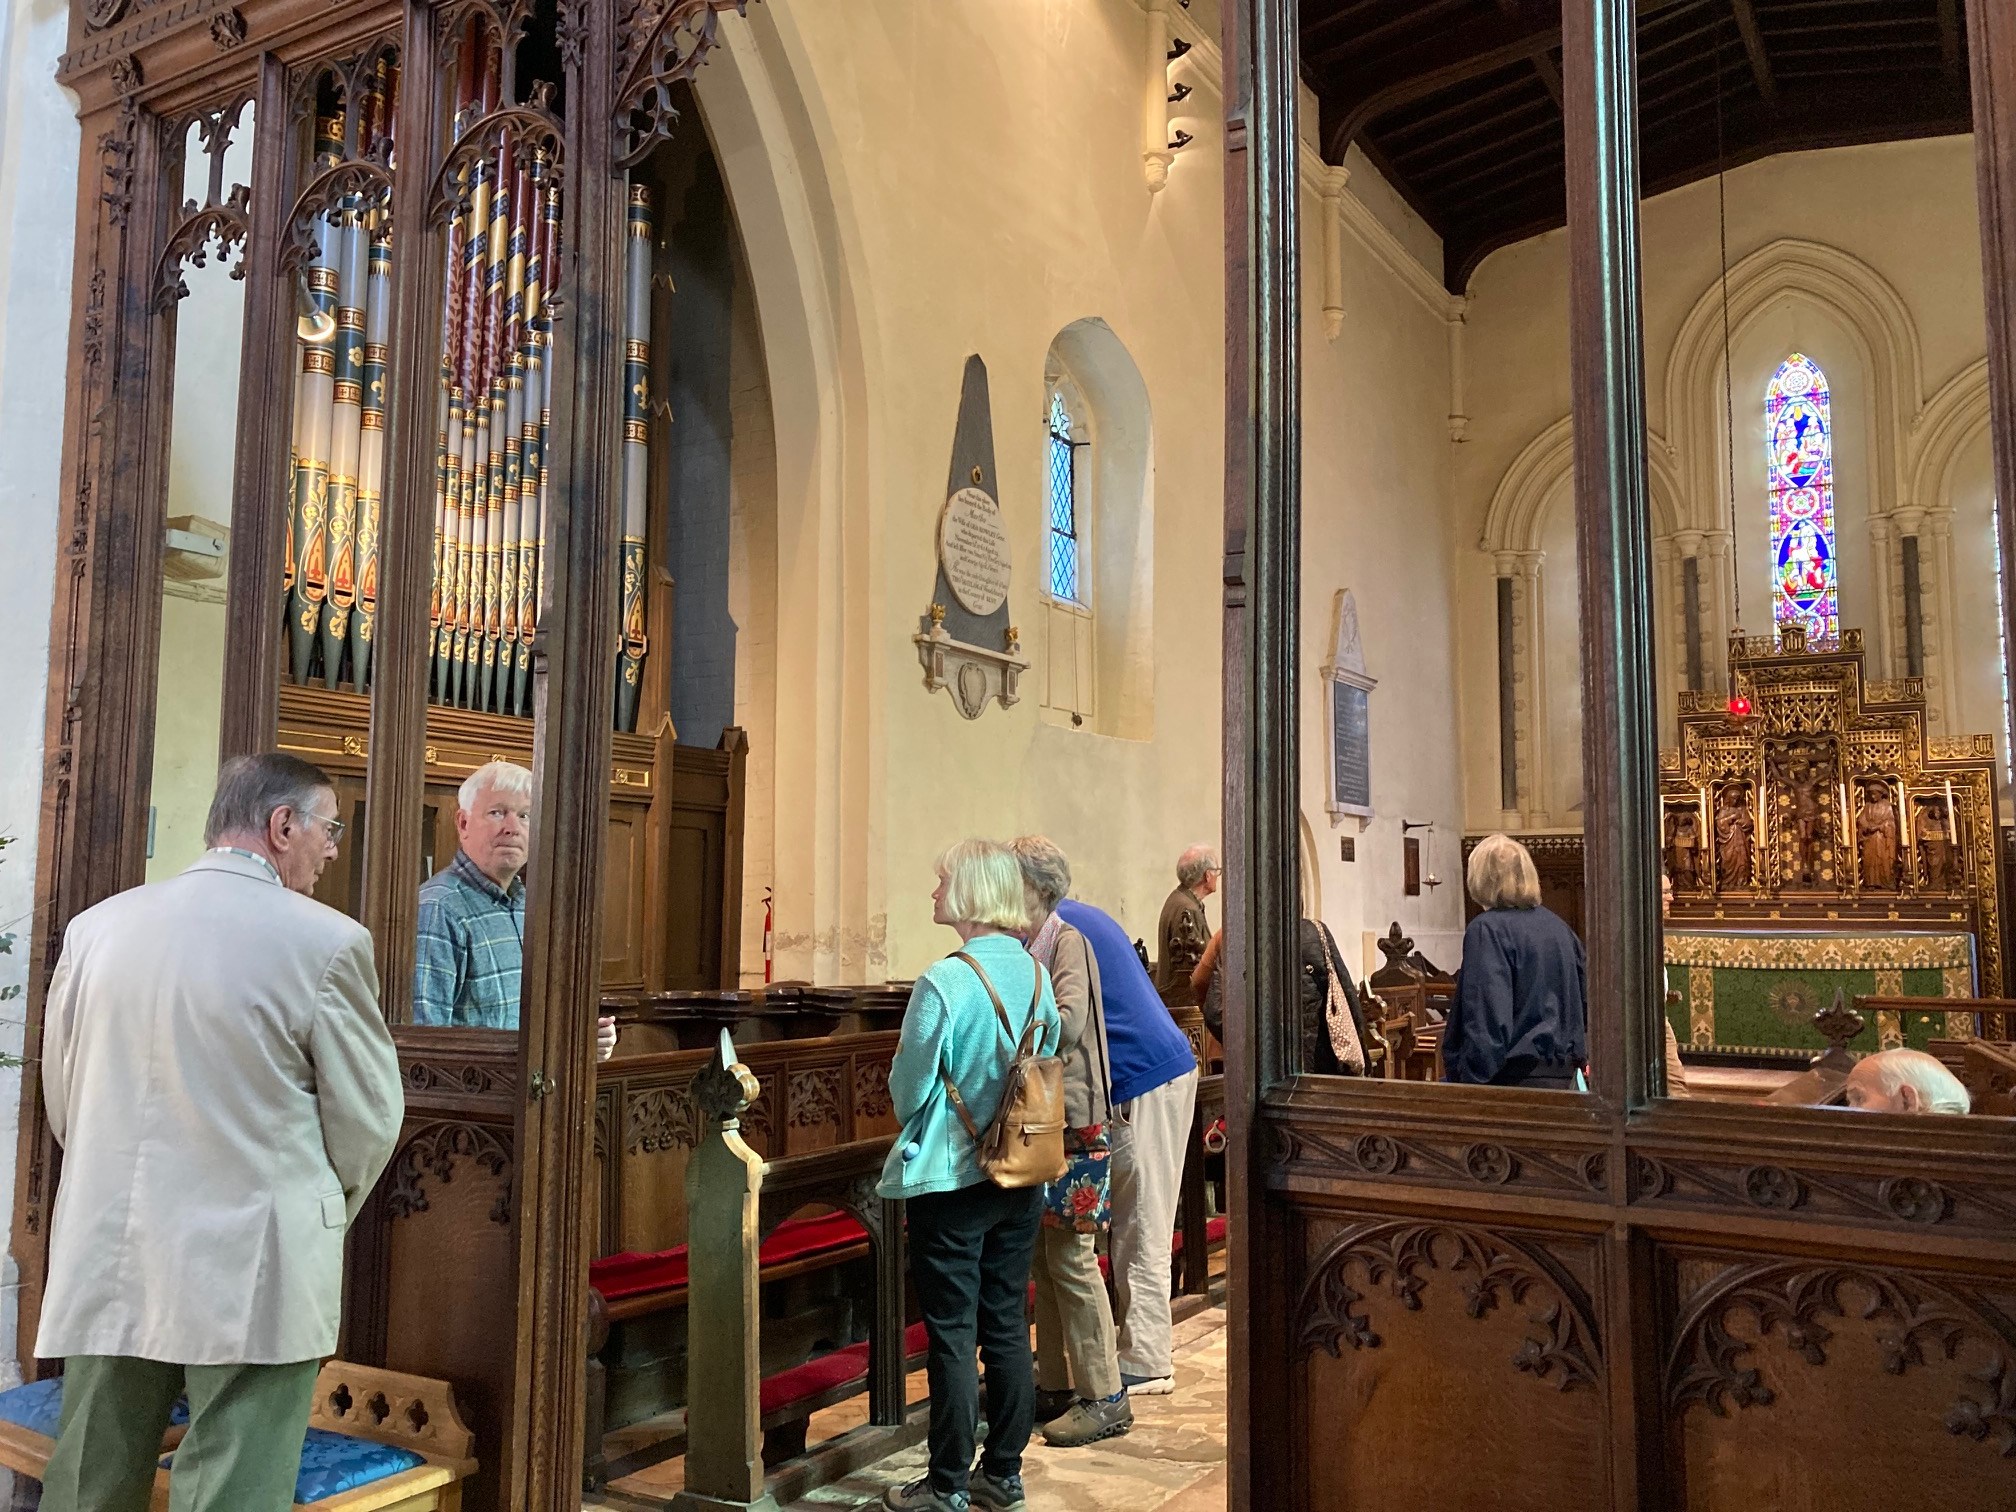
1047;389;1084;603
1765;353;1838;647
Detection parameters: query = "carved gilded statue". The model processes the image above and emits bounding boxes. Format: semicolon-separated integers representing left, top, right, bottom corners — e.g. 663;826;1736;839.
1666;807;1702;890
1918;796;1958;892
1856;780;1900;891
1715;784;1754;890
1788;761;1825;886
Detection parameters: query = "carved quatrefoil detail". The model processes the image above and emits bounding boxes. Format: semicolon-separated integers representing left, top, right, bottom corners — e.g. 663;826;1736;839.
1465;1142;1518;1186
1879;1176;1949;1225
1741;1164;1805;1211
1353;1134;1401;1175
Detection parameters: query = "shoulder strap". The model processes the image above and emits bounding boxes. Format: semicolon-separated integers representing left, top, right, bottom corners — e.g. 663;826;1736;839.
940;949;1035;1146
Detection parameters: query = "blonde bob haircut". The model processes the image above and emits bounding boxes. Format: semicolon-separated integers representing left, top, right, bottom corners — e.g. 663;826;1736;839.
935;839;1032;932
1466;832;1542;911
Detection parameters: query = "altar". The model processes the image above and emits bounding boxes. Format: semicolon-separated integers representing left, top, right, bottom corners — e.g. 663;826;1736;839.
1659;627;2006;1058
1663;927;1976;1063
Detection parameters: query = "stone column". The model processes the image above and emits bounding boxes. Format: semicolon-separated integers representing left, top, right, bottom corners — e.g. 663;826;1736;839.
1867;512;1900;675
1319;164;1349;339
1700;528;1734;692
1495;549;1547;828
1926;506;1963;731
673;1033;781;1512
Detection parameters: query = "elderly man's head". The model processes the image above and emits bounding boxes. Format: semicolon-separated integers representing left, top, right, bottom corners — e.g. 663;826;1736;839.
204;753;343;895
1178;844;1221;897
1844;1049;1971;1116
458;761;533;889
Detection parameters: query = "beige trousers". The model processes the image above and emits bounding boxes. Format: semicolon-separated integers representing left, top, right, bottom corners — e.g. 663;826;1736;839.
1110;1066;1198;1380
1032;1224;1121;1400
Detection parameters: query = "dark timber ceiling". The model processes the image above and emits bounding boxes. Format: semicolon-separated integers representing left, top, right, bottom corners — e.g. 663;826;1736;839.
1303;0;1974;293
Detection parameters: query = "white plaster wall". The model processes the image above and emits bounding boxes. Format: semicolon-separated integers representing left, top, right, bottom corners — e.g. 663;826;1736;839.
1456;136;1992;832
0;0;78;1388
714;0;1468;976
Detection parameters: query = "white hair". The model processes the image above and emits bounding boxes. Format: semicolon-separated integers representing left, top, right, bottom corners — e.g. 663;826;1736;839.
459;760;533;813
1008;835;1073;922
1177;844;1221;889
1859;1049;1971;1115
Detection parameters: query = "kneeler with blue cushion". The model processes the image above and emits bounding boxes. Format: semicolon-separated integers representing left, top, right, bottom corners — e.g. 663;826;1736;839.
0;1361;477;1511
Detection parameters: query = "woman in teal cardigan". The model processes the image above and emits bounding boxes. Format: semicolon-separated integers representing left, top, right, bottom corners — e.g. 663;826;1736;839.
879;839;1061;1512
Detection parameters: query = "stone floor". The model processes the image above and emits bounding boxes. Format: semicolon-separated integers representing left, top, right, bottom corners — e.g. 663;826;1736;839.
585;1302;1228;1512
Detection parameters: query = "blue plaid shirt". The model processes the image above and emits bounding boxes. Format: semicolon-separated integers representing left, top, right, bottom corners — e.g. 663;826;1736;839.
413;850;526;1029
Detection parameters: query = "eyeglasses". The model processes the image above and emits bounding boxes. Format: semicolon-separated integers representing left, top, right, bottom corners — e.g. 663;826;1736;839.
305;811;346;843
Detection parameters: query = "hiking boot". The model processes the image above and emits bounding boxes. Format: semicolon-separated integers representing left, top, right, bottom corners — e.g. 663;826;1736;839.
968;1470;1028;1512
885;1477;969;1511
1041;1390;1134;1447
1033;1386;1076;1424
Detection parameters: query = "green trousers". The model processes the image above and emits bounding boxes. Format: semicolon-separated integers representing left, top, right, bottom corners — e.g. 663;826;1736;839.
39;1355;318;1512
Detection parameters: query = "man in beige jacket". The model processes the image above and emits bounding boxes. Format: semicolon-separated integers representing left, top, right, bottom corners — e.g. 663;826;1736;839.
35;753;404;1512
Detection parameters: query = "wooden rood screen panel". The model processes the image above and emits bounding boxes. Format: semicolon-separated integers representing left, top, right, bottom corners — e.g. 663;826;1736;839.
1223;1;2016;1508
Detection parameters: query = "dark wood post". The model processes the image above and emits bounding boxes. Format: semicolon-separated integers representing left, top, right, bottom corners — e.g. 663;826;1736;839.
363;0;443;1019
1222;0;1298;1506
1564;0;1660;1113
508;0;622;1501
219;50;294;761
1970;0;2016;798
1564;3;1661;1507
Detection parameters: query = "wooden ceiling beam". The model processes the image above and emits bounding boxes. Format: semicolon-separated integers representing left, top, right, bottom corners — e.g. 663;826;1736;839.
1728;0;1778;106
1532;51;1564;109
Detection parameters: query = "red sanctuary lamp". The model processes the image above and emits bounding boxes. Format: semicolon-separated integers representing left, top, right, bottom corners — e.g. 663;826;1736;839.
1726;693;1752;719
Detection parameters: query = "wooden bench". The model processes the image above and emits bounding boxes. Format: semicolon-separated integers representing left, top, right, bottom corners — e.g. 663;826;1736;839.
0;1362;475;1511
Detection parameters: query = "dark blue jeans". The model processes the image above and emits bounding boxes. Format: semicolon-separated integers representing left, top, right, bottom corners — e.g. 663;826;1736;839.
906;1180;1044;1496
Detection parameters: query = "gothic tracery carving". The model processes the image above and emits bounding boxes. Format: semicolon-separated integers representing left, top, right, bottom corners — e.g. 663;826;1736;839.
1295;1221;1601;1394
1669;1262;2016;1457
384;1121;513;1226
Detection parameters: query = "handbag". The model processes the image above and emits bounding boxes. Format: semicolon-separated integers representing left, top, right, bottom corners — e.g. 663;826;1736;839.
941;952;1068;1189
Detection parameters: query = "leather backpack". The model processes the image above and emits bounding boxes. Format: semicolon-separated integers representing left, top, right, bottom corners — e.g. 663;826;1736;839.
942;951;1068;1189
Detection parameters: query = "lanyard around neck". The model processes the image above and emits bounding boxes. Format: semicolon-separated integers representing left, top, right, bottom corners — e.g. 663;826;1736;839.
208;846;281;886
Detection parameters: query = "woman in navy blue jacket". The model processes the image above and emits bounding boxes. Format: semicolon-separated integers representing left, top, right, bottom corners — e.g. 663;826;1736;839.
1443;833;1587;1090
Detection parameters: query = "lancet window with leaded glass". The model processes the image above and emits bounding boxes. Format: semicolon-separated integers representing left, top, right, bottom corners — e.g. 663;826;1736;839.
1765;353;1838;648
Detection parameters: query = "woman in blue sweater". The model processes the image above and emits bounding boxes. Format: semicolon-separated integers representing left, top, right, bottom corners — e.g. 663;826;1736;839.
1444;833;1587;1089
880;840;1061;1512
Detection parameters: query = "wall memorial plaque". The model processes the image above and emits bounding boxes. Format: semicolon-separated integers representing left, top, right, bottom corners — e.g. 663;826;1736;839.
1324;588;1376;823
939;486;1012;616
914;355;1028;719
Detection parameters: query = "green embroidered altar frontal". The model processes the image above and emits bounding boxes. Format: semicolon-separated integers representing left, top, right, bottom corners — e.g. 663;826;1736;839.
1663;929;1976;1061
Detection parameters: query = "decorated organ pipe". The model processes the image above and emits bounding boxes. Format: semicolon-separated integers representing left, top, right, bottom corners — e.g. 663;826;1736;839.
282;56;398;690
354;225;391;689
320;160;369;685
286;114;343;685
615;184;653;733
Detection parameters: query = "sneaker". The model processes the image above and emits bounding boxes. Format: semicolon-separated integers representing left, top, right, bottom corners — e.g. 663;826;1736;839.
1041;1390;1134;1447
885;1477;969;1511
1033;1386;1076;1425
968;1470;1028;1512
1120;1370;1175;1395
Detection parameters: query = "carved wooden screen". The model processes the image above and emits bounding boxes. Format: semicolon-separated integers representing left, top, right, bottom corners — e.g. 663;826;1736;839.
1223;3;2016;1512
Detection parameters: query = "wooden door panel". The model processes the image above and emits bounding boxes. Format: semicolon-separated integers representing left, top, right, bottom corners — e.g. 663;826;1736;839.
1666;1250;2016;1511
1295;1215;1606;1512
